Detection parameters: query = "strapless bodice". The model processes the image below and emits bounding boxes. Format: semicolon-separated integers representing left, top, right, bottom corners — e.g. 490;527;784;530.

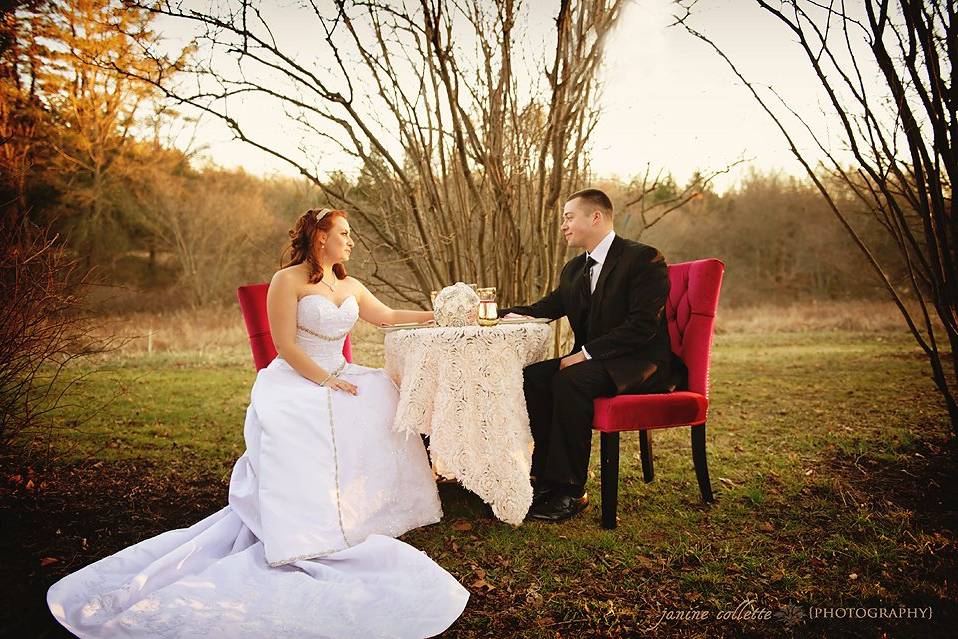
289;294;359;369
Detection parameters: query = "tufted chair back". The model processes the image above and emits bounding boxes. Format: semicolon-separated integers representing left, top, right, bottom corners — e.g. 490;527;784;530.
237;283;352;371
665;259;725;398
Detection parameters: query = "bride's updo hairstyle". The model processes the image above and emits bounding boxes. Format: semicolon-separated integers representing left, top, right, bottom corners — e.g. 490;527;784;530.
283;208;349;284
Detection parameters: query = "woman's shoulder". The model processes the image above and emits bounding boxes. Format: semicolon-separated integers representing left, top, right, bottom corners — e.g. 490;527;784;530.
271;264;307;288
341;274;366;289
340;275;371;301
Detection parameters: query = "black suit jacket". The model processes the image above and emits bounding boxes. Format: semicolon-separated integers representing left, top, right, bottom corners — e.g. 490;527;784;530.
503;236;682;394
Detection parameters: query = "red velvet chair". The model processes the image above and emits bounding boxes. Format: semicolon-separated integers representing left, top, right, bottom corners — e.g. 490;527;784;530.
236;283;352;370
593;259;725;529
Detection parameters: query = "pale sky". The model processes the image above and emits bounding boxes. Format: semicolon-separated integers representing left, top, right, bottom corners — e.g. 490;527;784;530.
593;0;824;188
166;0;862;192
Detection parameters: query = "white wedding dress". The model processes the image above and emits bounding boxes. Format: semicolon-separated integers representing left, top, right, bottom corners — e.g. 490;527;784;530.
47;294;469;638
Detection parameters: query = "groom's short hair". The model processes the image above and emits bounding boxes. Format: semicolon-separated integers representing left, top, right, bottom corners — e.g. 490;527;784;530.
567;189;614;217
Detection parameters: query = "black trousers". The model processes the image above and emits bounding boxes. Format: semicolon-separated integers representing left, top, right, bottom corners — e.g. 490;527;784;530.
523;357;617;490
523;356;673;490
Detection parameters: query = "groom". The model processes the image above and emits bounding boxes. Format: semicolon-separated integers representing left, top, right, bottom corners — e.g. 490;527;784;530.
501;189;683;522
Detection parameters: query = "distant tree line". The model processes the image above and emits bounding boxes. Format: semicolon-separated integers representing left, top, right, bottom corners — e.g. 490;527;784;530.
616;169;907;307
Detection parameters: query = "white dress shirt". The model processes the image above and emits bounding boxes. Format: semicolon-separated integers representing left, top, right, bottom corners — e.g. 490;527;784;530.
580;230;616;360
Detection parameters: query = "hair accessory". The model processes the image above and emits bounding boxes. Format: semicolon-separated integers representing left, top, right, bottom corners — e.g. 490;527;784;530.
314;208;334;222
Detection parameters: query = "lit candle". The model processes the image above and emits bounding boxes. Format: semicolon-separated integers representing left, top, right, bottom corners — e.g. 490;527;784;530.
477;287;498;326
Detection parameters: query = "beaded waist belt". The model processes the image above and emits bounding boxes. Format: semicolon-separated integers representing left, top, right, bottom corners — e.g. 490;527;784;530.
297;324;349;341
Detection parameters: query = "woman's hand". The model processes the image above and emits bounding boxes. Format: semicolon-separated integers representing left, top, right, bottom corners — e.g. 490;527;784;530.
324;376;358;395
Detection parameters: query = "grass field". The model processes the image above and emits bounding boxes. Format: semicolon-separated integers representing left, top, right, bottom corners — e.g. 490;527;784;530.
2;302;956;638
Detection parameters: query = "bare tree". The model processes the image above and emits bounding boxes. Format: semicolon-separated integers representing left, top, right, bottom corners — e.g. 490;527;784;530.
130;156;279;306
676;0;958;434
616;161;743;238
120;0;623;308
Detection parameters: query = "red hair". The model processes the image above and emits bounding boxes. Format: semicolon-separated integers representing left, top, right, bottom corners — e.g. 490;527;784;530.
282;208;348;284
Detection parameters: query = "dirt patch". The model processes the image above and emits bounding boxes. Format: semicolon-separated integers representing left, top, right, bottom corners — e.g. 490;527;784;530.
802;433;958;637
0;450;226;638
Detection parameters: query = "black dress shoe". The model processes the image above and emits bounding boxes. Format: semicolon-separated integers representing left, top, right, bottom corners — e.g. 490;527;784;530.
532;483;554;507
527;492;589;522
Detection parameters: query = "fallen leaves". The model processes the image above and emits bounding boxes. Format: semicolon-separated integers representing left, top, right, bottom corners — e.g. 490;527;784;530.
470;577;495;592
5;468;49;494
467;564;495;592
524;584;544;607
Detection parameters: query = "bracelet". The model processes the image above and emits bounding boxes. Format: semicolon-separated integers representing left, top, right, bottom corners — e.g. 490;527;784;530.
319;360;347;387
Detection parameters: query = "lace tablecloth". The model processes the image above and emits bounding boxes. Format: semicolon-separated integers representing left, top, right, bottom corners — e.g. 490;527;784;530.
384;323;552;525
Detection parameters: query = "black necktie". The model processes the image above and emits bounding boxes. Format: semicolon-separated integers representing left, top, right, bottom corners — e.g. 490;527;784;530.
580;255;597;342
583;255;597;297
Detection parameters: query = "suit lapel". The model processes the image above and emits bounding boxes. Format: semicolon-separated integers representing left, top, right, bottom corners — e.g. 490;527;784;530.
562;253;591;344
567;253;590;307
587;236;625;331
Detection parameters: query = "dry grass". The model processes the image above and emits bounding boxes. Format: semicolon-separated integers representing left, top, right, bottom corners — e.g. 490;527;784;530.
715;299;923;334
92;300;919;364
93;304;387;365
93;307;249;354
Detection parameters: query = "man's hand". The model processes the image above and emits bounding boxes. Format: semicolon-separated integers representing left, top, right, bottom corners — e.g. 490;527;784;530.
559;351;587;369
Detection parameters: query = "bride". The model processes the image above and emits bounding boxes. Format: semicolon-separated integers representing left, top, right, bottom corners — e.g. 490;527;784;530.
47;208;469;638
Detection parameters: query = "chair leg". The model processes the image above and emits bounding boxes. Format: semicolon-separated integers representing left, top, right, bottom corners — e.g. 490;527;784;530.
691;423;714;503
600;432;620;529
639;430;654;482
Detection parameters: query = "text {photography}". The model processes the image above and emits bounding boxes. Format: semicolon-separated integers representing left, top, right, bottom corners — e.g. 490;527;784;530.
1;1;955;638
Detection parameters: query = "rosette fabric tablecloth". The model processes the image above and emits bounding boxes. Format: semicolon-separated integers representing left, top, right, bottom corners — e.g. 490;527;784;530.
385;323;552;525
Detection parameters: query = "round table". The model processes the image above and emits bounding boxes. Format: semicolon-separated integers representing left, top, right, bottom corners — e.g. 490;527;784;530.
384;322;552;525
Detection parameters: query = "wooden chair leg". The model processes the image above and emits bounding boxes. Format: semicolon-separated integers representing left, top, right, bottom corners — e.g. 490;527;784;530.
639;430;654;482
600;432;620;529
691;423;714;503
